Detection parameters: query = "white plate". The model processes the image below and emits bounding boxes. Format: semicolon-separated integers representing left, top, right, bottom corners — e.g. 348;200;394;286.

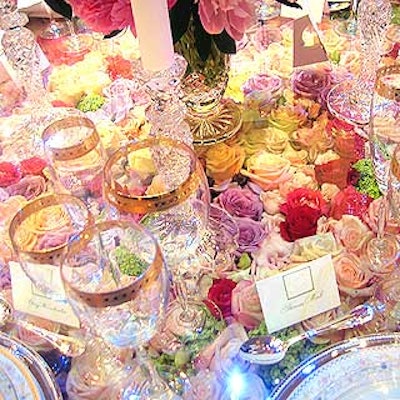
0;333;61;400
270;333;400;400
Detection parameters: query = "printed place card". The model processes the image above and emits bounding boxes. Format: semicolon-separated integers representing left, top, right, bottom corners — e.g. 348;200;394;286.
256;254;340;333
9;262;80;328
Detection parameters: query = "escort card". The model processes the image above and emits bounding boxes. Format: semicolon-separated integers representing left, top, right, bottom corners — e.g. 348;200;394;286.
256;254;340;333
9;262;80;328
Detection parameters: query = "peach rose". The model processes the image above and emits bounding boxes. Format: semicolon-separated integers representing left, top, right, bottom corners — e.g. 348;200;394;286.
205;143;245;184
320;183;340;202
0;195;27;229
279;169;318;197
241;151;292;190
363;197;400;235
333;252;373;296
231;280;263;329
333;215;373;254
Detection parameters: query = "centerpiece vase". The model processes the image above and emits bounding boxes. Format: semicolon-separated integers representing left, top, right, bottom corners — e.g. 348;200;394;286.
174;20;242;147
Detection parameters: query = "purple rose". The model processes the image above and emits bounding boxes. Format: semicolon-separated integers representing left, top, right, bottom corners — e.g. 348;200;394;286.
235;217;266;254
6;175;46;200
291;68;332;104
216;187;263;221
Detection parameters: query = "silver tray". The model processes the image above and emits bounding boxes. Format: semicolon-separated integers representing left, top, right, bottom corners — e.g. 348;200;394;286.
270;333;400;400
0;332;62;399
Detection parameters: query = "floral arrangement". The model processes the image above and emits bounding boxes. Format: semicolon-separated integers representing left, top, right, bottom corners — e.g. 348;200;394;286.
45;0;255;58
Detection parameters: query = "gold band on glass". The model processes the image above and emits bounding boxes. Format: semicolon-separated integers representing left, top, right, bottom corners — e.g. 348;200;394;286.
42;116;100;161
104;137;200;214
9;194;93;264
375;65;400;100
62;221;163;308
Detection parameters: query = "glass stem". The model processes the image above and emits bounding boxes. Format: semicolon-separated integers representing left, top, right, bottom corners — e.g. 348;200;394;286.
377;196;387;241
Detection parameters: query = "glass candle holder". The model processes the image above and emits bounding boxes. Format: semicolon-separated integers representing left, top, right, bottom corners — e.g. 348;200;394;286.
9;194;93;300
42;115;107;215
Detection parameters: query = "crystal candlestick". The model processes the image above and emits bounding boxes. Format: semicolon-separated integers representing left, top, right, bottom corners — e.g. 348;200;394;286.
133;54;192;146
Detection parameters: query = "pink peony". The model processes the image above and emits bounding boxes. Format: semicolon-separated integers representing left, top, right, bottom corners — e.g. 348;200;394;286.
198;0;255;41
69;0;178;35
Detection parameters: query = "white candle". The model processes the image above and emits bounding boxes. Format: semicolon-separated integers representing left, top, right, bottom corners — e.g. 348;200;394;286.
130;0;174;72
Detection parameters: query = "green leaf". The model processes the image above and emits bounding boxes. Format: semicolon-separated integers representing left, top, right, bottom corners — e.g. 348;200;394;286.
213;30;236;54
169;0;194;43
193;7;212;61
43;0;72;20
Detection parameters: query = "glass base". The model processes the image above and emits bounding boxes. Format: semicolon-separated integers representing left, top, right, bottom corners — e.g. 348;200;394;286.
327;80;373;126
365;235;400;275
187;99;242;146
165;300;206;338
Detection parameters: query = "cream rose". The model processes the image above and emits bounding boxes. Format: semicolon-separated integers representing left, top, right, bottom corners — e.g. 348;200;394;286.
241;151;292;190
279;169;318;197
260;189;285;215
291;232;342;263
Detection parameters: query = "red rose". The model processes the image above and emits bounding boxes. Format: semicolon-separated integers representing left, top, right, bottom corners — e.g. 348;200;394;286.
315;158;351;189
280;204;322;241
280;188;329;215
330;186;373;220
326;118;354;136
334;134;357;161
20;157;47;177
0;162;21;187
206;278;237;319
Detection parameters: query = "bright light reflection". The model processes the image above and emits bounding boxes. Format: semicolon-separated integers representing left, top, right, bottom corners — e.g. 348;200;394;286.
227;369;245;399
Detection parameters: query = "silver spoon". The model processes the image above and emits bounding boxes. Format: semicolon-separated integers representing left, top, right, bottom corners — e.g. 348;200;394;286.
0;297;86;358
239;303;375;365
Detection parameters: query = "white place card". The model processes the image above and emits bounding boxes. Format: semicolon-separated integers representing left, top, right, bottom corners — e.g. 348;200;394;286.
281;0;326;25
9;262;80;328
256;254;340;333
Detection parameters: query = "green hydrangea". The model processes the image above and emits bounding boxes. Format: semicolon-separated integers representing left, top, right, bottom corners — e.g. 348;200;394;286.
392;4;400;25
76;93;106;112
353;159;382;199
114;246;148;277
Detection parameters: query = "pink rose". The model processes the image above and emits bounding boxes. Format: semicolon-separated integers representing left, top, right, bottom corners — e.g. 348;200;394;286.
183;370;227;400
363;197;400;235
291;67;332;105
216;186;263;220
195;323;248;371
231;280;263;329
198;0;255;41
6;175;46;200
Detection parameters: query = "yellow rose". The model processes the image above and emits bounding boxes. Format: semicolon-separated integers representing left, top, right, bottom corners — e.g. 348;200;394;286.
205;143;245;184
241;151;292;190
282;144;308;166
266;106;305;134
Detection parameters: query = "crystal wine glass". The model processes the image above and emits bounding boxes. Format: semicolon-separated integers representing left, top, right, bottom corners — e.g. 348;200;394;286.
9;194;93;300
104;137;210;337
327;0;392;127
363;65;400;275
42;115;107;217
61;220;175;399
